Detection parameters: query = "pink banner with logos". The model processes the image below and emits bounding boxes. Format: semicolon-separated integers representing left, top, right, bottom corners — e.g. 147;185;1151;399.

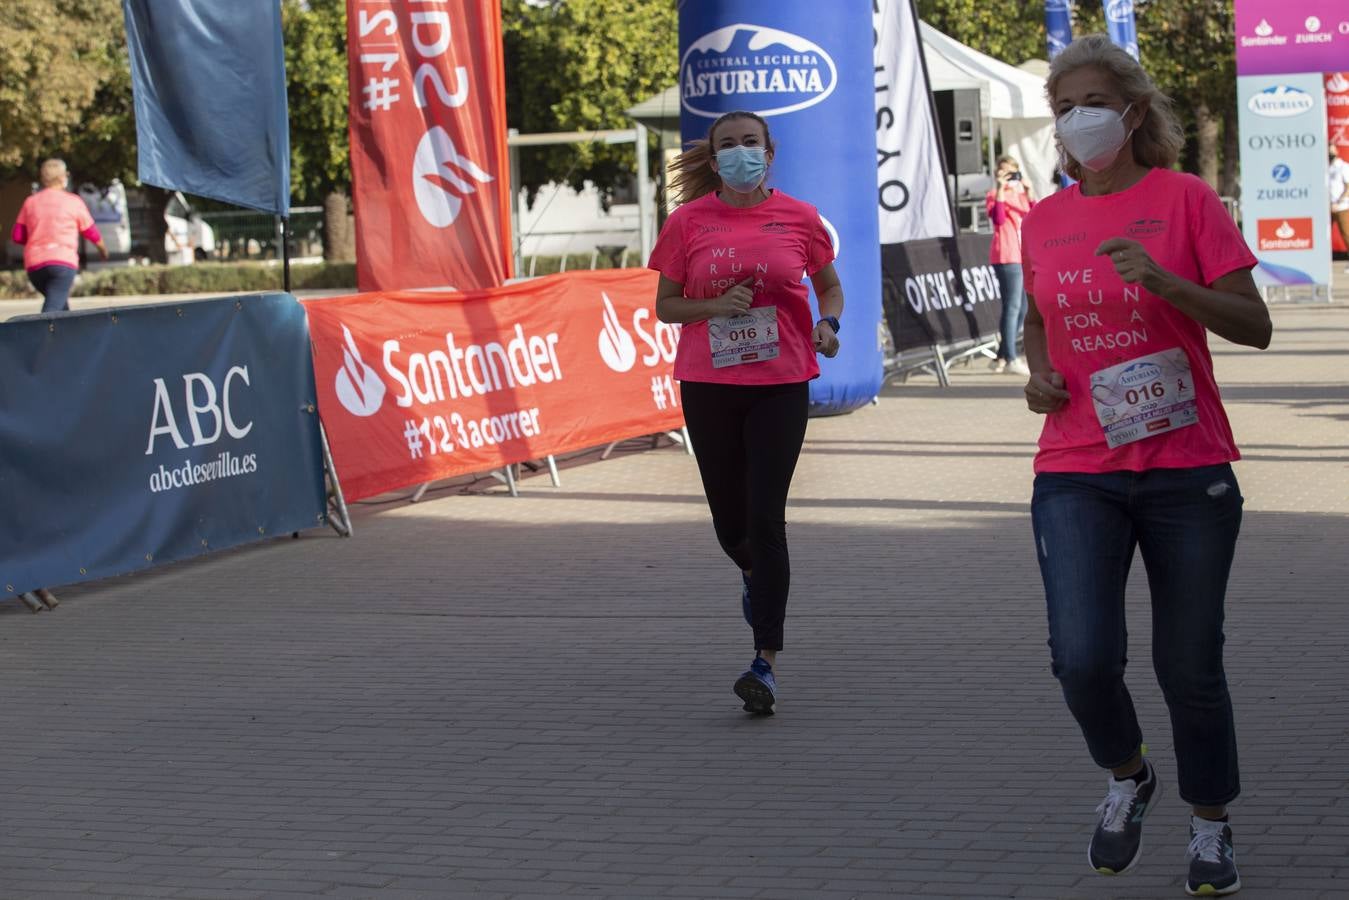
1235;1;1349;76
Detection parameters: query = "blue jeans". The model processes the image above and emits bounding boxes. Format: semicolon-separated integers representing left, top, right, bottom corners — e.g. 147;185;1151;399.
993;262;1026;361
1030;464;1243;806
29;264;77;313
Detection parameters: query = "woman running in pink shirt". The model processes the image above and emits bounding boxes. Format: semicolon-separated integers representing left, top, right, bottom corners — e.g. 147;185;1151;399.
1020;36;1271;897
648;110;843;716
11;159;108;313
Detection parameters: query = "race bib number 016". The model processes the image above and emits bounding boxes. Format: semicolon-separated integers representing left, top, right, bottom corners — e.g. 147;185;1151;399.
1089;347;1199;449
708;306;780;369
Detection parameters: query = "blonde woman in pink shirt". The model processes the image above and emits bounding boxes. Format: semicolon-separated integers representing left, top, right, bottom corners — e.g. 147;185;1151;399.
985;154;1035;375
1019;36;1271;896
11;159;108;312
648;110;844;716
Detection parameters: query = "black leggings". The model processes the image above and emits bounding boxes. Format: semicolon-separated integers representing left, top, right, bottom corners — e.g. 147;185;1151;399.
680;379;809;651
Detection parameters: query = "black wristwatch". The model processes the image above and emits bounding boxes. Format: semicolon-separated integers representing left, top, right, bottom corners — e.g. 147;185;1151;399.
818;315;840;334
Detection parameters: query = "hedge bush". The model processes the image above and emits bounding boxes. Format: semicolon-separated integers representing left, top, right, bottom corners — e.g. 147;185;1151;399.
0;262;358;299
1;255;644;299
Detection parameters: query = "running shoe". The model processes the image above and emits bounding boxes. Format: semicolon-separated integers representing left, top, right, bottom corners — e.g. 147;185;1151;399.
733;656;776;715
1006;358;1031;376
1088;759;1161;875
1186;817;1240;896
741;572;752;625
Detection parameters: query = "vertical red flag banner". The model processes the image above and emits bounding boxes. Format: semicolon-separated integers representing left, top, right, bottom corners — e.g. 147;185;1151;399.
304;269;685;501
346;0;512;291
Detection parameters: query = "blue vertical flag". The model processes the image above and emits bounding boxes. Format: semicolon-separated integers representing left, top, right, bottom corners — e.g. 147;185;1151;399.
122;1;290;215
1103;0;1140;60
1045;0;1074;59
679;1;884;414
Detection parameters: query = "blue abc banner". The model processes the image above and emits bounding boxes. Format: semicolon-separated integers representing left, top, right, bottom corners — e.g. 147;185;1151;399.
678;1;883;414
0;294;327;597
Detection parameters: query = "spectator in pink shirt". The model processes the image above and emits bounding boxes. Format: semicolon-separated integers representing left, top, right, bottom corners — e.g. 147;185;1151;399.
11;159;108;312
985;154;1035;375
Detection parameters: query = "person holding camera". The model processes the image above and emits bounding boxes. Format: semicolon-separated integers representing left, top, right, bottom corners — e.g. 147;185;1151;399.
986;155;1035;375
648;110;843;716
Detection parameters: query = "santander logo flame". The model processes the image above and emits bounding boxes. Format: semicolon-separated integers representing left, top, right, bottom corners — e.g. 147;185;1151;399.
335;324;386;417
598;292;638;373
412;126;496;228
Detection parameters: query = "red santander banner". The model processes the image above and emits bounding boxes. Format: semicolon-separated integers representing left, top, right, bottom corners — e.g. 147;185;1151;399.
304;269;684;501
346;0;512;291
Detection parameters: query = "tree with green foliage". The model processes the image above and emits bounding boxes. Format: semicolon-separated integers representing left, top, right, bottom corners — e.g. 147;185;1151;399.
282;0;354;260
503;0;678;206
919;0;1240;194
916;0;1047;71
0;0;126;175
1133;0;1238;194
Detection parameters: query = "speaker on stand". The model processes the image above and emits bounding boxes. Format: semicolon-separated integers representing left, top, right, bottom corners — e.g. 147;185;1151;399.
933;88;983;229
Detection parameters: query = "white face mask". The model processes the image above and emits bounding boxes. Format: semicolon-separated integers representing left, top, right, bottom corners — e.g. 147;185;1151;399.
1056;103;1134;172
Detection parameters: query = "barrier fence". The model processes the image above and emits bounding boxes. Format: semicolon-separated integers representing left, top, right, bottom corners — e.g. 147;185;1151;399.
304;269;683;501
2;270;687;604
0;293;328;598
881;232;1004;384
4;255;1006;605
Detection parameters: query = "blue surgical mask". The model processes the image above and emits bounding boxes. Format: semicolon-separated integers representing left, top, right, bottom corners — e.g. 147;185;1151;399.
715;146;768;194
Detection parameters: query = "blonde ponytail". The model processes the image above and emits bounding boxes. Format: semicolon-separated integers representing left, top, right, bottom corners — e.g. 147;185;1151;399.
667;139;722;206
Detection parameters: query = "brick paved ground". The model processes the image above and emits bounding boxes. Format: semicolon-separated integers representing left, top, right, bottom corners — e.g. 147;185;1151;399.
2;302;1346;899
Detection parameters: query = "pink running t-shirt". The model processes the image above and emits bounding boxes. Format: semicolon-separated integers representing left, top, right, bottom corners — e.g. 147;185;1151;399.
13;188;100;271
1021;168;1257;474
647;189;835;385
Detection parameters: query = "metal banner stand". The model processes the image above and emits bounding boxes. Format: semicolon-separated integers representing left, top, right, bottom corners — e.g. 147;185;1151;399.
489;466;520;497
602;428;693;459
319;422;353;537
408;454;560;503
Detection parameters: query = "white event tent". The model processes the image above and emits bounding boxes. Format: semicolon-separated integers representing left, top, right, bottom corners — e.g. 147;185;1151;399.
917;23;1057;201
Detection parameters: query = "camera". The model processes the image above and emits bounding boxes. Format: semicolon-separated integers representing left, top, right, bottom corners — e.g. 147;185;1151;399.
1005;171;1022;182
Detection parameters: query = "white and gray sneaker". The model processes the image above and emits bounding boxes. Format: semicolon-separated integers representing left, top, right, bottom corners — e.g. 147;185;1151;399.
1088;759;1161;875
1186;816;1240;896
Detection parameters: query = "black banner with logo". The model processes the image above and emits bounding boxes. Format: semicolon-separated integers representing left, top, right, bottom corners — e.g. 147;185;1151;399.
0;294;327;596
881;233;1004;353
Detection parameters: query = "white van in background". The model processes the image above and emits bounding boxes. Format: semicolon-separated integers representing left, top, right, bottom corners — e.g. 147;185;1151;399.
78;181;132;258
162;191;216;264
76;180;215;266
